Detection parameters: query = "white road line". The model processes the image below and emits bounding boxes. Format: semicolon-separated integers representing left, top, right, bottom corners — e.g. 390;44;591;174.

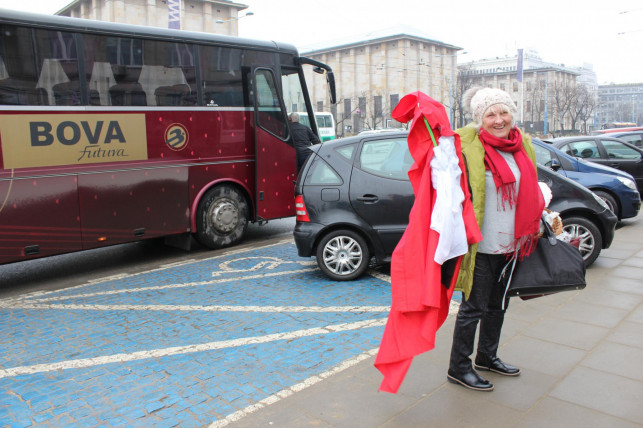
0;318;386;379
0;303;390;313
3;239;295;303
27;268;320;303
209;348;380;428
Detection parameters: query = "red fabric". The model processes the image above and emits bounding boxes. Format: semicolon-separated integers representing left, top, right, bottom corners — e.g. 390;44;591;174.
374;92;482;393
479;129;545;258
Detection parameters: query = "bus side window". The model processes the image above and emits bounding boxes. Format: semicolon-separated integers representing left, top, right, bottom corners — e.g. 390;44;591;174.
0;25;70;105
199;45;244;107
139;39;196;107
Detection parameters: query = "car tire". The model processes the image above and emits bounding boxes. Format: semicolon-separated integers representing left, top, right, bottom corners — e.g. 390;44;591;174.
315;229;370;281
196;185;248;249
561;216;602;267
593;190;619;219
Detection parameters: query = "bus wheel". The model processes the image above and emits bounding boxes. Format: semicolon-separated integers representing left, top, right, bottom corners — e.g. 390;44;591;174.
196;185;248;249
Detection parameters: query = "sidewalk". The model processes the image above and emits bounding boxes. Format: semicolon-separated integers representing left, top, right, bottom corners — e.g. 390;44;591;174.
231;215;643;428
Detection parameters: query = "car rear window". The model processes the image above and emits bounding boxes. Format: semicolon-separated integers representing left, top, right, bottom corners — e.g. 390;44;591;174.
359;138;412;180
304;157;343;185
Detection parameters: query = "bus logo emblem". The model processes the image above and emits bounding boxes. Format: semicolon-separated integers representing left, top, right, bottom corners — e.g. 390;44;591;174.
165;123;189;151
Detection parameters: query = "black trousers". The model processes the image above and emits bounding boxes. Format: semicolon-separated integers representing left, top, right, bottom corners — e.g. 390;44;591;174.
449;252;511;373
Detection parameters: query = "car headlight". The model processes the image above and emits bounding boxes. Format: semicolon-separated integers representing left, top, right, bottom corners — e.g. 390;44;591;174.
616;176;637;190
592;192;611;210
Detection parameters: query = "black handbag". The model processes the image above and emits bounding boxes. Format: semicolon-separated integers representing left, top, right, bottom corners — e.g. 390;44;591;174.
500;217;586;303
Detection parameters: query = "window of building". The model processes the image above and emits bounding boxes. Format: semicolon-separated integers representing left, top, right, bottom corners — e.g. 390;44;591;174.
390;93;399;112
359;96;366;115
344;98;351;119
513;82;519;92
374;95;382;117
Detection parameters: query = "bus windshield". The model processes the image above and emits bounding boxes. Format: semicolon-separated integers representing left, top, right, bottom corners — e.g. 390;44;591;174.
294;111;336;142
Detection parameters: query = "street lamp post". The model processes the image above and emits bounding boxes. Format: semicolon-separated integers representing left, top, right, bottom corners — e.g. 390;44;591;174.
215;11;254;24
632;95;637;124
215;11;254;35
544;73;548;135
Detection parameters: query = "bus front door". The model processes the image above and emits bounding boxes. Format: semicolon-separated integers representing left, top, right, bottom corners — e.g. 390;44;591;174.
253;68;297;220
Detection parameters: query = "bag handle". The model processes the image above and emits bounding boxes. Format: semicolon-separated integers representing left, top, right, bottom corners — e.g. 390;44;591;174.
500;212;554;308
541;214;558;246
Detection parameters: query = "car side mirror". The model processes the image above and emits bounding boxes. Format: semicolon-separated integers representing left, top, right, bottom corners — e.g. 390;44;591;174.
550;158;562;171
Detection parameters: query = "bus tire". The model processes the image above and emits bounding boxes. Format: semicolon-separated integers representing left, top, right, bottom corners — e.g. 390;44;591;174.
196;185;248;249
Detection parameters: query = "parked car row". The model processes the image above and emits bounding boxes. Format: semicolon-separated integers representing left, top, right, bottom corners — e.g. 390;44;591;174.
546;135;643;192
294;131;621;281
532;138;640;220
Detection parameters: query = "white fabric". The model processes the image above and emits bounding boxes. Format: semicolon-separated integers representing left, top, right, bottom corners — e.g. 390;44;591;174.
430;135;468;264
539;181;552;207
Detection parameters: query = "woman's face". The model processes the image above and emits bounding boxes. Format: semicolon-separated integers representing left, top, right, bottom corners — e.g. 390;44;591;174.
481;104;513;139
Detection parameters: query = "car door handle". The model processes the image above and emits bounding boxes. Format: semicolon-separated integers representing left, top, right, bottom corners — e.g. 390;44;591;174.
357;194;379;203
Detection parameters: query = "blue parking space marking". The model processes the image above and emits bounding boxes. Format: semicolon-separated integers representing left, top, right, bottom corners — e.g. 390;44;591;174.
1;240;411;427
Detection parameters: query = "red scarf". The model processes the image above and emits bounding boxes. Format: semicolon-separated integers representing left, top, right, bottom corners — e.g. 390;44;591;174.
479;128;544;258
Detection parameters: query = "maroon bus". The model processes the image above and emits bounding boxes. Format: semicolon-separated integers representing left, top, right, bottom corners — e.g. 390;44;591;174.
0;9;335;265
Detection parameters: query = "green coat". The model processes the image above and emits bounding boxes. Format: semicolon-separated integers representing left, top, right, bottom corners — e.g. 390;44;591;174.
454;125;538;300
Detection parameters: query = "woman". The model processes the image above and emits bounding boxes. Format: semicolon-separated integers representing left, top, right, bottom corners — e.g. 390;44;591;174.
447;87;545;391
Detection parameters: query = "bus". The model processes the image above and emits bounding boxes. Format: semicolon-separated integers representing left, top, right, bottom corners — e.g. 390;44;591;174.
0;9;336;265
296;111;336;142
591;125;643;136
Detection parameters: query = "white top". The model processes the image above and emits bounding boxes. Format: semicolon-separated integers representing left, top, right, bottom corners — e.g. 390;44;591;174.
430;135;468;265
478;149;521;255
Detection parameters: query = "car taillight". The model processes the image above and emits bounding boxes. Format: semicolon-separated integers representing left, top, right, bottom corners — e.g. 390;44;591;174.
295;195;310;222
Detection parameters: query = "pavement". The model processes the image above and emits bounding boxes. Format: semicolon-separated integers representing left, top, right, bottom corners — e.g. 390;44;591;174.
232;215;643;428
0;214;641;427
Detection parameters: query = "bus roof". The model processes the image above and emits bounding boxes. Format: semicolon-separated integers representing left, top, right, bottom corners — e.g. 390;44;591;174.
592;126;643;135
0;8;299;54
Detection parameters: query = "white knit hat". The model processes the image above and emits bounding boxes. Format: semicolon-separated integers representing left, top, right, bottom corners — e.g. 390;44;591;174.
463;86;517;124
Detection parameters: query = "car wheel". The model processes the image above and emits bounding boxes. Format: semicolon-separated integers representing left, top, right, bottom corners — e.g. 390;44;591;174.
561;216;602;267
593;190;619;219
196;185;248;249
315;229;370;281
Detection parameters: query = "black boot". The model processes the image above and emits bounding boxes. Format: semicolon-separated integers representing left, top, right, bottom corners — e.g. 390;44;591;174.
448;311;493;391
475;309;520;376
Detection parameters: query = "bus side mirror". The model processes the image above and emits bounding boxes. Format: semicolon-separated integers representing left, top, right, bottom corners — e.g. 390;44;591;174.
326;71;336;105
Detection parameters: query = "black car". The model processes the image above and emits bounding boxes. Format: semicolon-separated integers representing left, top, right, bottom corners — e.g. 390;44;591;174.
600;130;643;148
294;131;618;280
548;136;643;192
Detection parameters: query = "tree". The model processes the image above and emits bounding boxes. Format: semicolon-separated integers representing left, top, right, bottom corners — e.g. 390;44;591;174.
454;65;476;128
551;79;575;135
568;85;595;134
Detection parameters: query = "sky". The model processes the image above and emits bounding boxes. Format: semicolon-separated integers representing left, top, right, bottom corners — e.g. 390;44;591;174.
0;0;641;84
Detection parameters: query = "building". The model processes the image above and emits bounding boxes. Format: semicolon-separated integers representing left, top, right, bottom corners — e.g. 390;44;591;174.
458;52;596;135
301;26;461;136
596;83;643;128
56;0;248;35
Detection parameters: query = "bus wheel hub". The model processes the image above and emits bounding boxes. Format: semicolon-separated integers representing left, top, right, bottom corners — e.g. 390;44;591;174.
212;202;238;233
